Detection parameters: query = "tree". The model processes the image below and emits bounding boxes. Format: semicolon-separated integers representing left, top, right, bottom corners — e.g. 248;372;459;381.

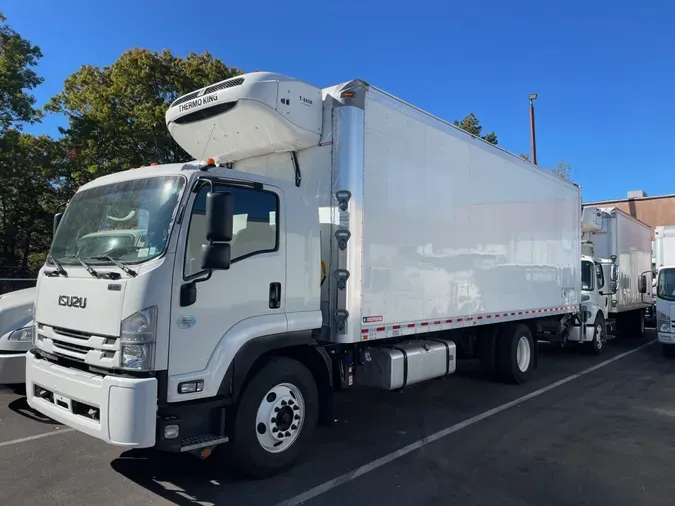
0;131;67;272
550;160;573;181
0;12;43;133
520;154;574;181
47;48;242;183
0;13;54;277
453;113;498;145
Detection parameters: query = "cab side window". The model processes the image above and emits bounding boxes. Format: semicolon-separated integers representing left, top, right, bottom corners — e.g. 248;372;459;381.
184;184;278;278
596;263;605;290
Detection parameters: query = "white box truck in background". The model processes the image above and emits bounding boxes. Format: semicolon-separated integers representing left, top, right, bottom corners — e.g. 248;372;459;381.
580;207;652;338
0;287;35;384
654;226;675;270
27;72;587;477
653;226;675;355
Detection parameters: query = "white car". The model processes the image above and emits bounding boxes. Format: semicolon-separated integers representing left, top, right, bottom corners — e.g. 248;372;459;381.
0;287;36;384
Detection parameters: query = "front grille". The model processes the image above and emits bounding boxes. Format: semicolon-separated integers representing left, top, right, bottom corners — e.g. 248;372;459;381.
171;77;245;109
39;324;118;367
52;326;90;340
54;341;89;354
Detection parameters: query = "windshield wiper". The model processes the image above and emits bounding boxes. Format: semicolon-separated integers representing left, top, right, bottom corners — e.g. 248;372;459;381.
90;255;137;277
74;254;100;279
46;254;68;277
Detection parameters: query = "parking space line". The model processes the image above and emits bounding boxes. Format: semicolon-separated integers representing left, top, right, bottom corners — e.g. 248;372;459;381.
0;428;75;449
275;340;656;506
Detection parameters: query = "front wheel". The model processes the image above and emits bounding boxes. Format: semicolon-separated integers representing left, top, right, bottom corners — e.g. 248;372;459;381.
589;314;606;355
229;356;318;478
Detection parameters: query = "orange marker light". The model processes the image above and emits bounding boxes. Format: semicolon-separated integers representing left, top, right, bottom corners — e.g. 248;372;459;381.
150;162;158;166
206;157;215;166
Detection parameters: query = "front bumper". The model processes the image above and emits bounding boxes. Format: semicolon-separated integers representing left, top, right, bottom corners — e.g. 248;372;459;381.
26;351;158;447
0;352;26;384
658;332;674;344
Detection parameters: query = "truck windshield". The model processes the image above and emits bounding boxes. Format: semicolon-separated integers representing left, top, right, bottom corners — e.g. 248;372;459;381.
50;176;185;265
581;261;594;290
657;268;675;302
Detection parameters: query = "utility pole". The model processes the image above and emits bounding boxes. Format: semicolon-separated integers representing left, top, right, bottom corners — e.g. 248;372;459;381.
529;93;538;165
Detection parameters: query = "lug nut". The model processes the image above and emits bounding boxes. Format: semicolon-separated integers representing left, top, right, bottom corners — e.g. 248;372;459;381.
284;431;291;437
288;400;294;406
294;415;300;420
271;417;276;423
291;424;297;430
281;400;287;406
274;407;280;412
293;405;299;411
272;427;278;433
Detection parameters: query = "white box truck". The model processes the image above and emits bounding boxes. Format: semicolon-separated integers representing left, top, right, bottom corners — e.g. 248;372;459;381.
653;226;675;355
0;287;35;384
654;226;675;270
579;207;652;338
26;72;585;477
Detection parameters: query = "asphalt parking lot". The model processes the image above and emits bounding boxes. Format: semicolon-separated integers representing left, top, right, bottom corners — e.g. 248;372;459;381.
2;331;674;506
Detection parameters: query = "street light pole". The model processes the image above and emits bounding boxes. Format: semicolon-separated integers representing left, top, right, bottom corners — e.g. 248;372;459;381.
529;93;538;165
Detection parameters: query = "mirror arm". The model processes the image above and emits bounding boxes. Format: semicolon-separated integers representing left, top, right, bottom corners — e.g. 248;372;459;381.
194;269;213;285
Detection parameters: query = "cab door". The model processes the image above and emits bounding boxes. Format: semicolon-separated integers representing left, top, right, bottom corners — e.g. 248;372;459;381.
598;262;613;318
167;180;286;399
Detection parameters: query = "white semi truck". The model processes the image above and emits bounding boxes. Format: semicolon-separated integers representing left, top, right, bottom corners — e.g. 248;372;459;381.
533;207;650;354
582;206;653;337
653;226;675;355
28;72;592;477
578;206;652;339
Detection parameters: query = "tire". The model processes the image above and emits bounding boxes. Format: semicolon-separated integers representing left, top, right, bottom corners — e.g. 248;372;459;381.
497;323;535;384
662;344;675;358
635;310;645;338
588;314;606;355
229;356;318;478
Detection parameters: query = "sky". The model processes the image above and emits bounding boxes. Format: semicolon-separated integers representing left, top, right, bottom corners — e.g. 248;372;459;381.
4;0;675;202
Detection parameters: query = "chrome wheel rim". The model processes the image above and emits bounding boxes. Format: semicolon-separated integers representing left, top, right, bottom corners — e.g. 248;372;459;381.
516;336;531;372
255;383;305;454
595;323;604;349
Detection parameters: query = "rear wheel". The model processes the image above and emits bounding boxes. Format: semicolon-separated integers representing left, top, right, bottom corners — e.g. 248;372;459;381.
636;310;645;337
497;323;535;384
229;356;318;478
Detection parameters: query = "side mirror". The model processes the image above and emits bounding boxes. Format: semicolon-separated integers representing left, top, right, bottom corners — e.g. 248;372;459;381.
638;274;647;294
201;243;231;271
206;191;234;242
610;264;618;282
180;282;197;307
53;213;63;237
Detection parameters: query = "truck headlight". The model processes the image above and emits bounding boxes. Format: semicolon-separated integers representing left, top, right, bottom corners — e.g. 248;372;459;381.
120;306;157;370
7;325;34;342
657;310;671;333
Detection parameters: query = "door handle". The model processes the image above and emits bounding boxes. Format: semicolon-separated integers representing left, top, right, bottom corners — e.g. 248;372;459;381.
269;282;282;309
